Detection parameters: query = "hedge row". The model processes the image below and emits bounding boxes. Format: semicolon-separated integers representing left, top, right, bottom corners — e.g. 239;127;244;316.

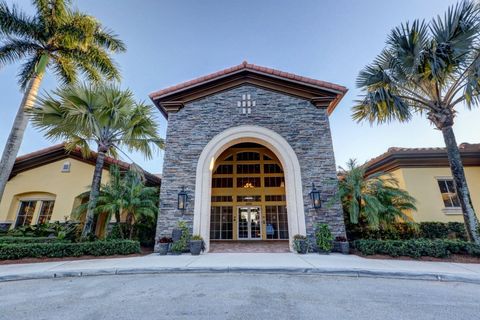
347;222;468;241
354;239;480;258
0;236;69;244
0;240;141;260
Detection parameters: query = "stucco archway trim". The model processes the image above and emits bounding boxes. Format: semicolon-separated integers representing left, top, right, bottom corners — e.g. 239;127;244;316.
193;125;306;252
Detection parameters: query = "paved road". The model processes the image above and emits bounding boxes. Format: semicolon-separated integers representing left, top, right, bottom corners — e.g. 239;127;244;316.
1;273;479;320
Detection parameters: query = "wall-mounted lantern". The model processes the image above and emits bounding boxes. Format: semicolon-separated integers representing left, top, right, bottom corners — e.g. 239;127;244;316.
309;183;321;209
178;186;188;211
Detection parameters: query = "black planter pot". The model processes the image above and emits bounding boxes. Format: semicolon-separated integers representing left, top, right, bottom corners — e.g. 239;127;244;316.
172;228;183;242
333;241;350;254
189;240;203;255
294;239;308;254
157;243;170;255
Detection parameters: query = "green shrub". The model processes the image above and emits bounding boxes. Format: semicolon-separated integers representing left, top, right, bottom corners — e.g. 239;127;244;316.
354;239;480;258
0;240;140;260
419;222;467;240
106;224;127;240
347;221;467;241
0;236;70;244
315;223;333;252
7;221;81;241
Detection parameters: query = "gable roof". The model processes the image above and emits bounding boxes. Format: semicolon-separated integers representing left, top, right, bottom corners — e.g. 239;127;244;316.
149;61;347;119
364;143;480;176
10;144;161;186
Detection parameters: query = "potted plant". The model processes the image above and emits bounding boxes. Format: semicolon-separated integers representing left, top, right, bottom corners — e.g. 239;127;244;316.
315;223;333;254
157;237;173;255
190;235;204;255
333;236;349;254
170;241;184;255
293;234;308;254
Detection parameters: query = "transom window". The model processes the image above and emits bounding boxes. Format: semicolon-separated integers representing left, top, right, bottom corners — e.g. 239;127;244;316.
437;179;460;208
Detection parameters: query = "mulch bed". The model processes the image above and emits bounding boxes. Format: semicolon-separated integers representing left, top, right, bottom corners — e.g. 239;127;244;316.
352;250;480;264
0;246;154;265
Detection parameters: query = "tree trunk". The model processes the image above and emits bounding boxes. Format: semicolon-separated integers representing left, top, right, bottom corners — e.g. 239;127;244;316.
441;126;480;244
0;73;44;203
81;148;107;239
115;211;124;239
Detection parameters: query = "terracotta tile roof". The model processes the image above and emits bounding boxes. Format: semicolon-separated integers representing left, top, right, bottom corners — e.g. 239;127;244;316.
149;61;347;99
364;143;480;175
12;143;161;185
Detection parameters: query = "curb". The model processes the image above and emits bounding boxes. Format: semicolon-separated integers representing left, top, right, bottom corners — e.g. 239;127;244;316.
1;267;480;284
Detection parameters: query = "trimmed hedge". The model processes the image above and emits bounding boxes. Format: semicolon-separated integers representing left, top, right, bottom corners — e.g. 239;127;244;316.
347;222;468;241
0;236;70;244
0;240;141;260
354;239;480;258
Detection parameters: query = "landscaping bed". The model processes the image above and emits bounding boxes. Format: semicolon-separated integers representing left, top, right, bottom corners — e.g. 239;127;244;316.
355;252;480;264
0;240;141;261
354;239;480;260
0;246;153;265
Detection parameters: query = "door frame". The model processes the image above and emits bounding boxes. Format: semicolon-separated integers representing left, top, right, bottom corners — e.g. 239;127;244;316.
237;206;262;240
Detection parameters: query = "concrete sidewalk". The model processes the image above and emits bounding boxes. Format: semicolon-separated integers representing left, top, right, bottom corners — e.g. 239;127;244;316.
1;253;480;284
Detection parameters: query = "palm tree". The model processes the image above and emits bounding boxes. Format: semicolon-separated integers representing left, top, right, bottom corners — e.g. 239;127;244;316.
0;0;125;204
354;0;480;243
29;83;164;238
73;165;159;239
118;169;158;239
338;159;417;229
95;165;126;238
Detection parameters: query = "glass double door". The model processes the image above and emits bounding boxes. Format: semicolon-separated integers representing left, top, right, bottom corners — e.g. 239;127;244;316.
237;207;262;240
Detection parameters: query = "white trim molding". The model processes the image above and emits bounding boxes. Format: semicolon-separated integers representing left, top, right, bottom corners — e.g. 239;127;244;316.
193;125;306;252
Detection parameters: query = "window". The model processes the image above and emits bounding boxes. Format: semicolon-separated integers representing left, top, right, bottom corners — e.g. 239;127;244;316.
211;195;233;202
15;201;37;227
237;152;260;161
237;177;261;188
214;165;233;174
210;206;233;239
437;179;460;208
237;195;262;202
237;164;260;174
212;178;233;188
265;205;289;239
264;177;284;187
265;195;286;202
61;161;71;172
264;164;283;173
37;200;55;224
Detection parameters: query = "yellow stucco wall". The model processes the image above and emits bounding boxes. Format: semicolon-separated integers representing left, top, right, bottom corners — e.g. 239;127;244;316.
0;157;110;227
390;167;480;222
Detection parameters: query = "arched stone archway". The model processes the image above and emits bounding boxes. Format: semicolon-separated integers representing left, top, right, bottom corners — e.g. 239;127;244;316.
193;125;306;252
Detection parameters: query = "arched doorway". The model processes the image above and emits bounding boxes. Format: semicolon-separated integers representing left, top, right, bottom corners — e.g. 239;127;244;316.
193;125;306;252
210;143;288;247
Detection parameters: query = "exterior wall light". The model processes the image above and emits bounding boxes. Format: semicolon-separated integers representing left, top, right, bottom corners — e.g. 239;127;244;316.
309;183;321;209
178;186;188;211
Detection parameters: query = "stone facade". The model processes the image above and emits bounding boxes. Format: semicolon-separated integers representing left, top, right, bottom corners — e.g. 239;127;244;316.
155;84;346;249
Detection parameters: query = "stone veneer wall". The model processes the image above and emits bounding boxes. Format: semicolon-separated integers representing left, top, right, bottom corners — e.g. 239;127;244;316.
155;85;345;249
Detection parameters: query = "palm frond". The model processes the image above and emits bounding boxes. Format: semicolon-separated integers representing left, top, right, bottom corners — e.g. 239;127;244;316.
0;1;39;39
94;27;126;52
0;39;41;67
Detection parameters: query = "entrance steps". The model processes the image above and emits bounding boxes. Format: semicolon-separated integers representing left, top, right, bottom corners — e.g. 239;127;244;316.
209;240;289;253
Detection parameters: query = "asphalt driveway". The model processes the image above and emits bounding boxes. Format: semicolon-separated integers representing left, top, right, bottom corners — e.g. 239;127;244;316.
0;273;479;320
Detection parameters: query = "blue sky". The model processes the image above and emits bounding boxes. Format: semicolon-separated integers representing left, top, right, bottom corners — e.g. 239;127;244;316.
1;0;479;174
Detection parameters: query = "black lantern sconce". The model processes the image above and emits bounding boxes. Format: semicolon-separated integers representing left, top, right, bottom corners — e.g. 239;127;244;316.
309;183;321;209
178;186;189;211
